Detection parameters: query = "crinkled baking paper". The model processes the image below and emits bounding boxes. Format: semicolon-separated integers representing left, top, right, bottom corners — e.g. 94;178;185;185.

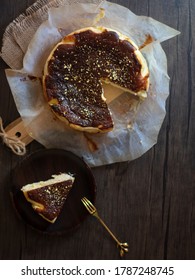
3;0;180;166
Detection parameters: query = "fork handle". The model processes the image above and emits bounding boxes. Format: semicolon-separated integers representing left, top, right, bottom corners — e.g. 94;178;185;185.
94;213;121;246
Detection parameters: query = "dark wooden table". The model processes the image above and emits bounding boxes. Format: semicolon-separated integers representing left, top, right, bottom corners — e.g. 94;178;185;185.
0;0;194;260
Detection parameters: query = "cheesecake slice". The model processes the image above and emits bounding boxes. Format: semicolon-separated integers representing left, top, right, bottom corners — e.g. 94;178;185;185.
43;26;149;133
21;173;75;223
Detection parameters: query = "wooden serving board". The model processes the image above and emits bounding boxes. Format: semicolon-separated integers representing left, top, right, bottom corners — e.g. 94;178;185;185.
5;117;33;146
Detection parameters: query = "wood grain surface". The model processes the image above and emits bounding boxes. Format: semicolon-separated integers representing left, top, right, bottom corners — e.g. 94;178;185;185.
0;0;195;260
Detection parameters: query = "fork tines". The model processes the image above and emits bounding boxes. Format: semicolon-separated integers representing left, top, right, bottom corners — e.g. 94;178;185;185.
81;197;96;214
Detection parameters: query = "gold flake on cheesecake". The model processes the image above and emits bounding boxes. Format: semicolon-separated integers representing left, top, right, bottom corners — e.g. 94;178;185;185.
21;173;75;223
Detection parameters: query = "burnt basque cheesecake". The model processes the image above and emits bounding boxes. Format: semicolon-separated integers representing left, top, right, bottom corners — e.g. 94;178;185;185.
21;173;75;223
43;26;149;133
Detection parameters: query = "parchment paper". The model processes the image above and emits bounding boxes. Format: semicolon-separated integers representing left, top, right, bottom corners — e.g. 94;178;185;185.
2;0;180;166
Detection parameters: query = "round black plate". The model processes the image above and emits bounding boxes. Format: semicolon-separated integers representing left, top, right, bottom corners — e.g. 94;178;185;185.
11;149;96;234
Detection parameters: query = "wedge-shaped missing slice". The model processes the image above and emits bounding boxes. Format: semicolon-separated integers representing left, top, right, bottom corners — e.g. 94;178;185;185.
21;173;75;223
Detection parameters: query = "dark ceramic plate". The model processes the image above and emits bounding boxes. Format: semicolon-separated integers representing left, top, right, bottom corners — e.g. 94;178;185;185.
11;149;96;234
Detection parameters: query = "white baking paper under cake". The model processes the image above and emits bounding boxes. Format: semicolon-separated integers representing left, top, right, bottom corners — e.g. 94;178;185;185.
3;0;180;166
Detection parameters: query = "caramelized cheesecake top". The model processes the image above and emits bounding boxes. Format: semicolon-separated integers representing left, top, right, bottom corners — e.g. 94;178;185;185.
21;173;75;223
25;180;73;222
43;27;149;133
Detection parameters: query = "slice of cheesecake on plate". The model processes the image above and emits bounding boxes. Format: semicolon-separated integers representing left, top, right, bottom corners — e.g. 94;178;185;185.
21;173;75;223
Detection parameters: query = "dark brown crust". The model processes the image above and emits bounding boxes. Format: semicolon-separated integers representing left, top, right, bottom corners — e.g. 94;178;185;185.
26;180;73;222
44;28;149;132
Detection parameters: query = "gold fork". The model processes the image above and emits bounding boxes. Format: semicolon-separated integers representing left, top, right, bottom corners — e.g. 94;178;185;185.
81;196;129;257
